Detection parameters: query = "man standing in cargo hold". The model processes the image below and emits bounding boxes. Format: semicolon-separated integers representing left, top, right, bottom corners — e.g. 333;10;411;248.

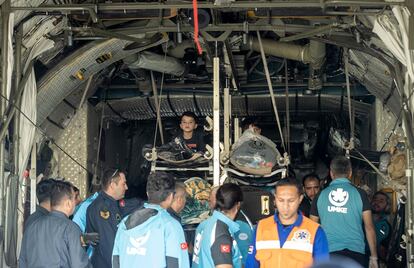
112;172;190;268
310;156;378;268
86;169;128;268
299;174;321;217
19;180;91;267
245;178;329;268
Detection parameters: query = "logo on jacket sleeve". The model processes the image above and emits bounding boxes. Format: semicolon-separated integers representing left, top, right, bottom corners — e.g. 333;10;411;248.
220;244;231;253
127;231;151;255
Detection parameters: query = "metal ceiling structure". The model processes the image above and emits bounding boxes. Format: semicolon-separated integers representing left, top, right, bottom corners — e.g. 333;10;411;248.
101;94;372;121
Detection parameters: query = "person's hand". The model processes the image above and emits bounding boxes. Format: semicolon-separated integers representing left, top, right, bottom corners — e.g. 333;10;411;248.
369;256;378;268
81;232;100;246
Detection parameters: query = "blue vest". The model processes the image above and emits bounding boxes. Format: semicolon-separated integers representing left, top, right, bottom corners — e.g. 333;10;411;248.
317;178;365;253
192;211;242;268
112;203;190;268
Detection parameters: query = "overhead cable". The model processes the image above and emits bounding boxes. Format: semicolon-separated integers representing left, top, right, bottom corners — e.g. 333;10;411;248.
256;31;287;153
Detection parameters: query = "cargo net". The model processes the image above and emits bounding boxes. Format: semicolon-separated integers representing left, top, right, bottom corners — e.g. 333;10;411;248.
230;129;282;176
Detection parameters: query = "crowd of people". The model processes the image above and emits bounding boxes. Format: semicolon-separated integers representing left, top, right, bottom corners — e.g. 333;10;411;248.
18;155;392;268
18;111;394;268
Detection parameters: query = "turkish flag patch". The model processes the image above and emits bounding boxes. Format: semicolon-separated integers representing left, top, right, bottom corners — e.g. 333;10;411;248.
180;243;188;250
119;199;125;207
220;244;231;253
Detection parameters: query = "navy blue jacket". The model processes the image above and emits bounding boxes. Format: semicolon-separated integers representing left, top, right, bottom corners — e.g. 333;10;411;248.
86;191;123;268
24;205;49;231
19;211;91;268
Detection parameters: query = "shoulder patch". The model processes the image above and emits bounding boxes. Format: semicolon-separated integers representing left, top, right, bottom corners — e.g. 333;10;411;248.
100;210;110;220
180;242;188;250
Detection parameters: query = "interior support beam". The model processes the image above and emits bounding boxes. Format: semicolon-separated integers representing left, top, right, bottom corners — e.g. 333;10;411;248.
11;1;402;12
68;22;351;36
0;1;10;266
213;57;220;186
223;87;230;162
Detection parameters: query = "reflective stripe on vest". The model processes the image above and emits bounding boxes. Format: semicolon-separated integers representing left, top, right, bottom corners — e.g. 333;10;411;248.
283;241;313;253
256;240;280;250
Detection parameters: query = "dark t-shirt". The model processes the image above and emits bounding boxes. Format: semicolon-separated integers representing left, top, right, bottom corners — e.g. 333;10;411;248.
179;130;206;153
299;197;312;217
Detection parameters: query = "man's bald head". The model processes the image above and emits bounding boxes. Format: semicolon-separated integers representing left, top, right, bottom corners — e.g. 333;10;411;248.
209;186;219;210
170;182;187;213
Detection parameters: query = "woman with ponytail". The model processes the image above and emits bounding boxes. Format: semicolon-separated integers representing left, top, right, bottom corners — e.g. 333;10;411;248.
192;183;243;268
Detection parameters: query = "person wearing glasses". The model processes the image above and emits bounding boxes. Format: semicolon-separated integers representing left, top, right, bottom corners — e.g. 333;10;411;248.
192;183;244;268
112;172;190;268
86;169;128;268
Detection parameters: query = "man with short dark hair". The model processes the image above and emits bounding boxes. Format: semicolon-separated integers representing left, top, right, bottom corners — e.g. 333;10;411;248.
299;174;321;217
370;191;391;262
310;155;378;268
19;180;91;268
86;169;128;268
241;118;262;135
112;172;190;268
246;178;329;268
24;179;56;230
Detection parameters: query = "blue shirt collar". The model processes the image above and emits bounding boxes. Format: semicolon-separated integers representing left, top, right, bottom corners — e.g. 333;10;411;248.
274;211;303;228
144;203;166;212
212;210;240;234
331;178;350;185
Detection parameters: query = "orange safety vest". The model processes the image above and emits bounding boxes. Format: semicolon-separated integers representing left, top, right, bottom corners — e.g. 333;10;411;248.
255;215;320;268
